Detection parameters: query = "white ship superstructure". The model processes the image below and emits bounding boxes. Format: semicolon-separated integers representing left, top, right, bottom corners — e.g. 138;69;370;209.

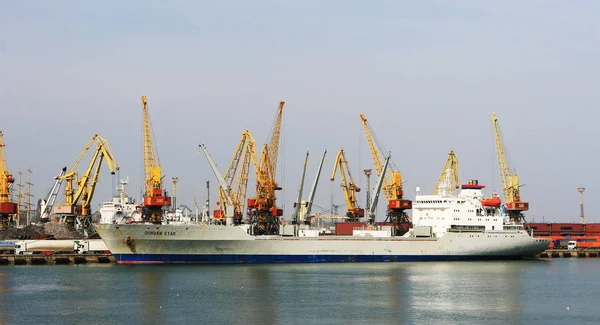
98;178;142;224
411;179;512;238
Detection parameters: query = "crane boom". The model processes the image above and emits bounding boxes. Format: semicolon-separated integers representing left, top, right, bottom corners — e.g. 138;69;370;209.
433;150;459;196
59;134;119;213
492;113;528;220
199;143;234;225
368;153;391;225
267;100;285;178
40;167;67;221
291;151;309;224
0;132;17;228
331;149;364;222
216;130;260;224
302;149;327;224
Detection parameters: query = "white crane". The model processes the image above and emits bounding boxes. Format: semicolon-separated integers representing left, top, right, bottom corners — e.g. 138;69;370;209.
199;143;234;226
39;167;67;222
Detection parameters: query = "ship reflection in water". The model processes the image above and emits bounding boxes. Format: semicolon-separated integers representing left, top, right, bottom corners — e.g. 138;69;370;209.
406;262;524;322
139;271;166;325
0;272;13;325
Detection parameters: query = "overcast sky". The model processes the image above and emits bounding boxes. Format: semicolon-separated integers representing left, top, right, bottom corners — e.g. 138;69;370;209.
1;1;598;223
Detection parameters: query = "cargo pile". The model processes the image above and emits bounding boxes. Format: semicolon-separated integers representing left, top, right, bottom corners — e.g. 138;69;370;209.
0;223;85;240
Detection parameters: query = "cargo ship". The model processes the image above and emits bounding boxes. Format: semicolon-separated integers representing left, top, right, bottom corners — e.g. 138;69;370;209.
95;180;550;264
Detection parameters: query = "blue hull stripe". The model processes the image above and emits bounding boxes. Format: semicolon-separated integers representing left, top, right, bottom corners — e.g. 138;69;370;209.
113;254;526;264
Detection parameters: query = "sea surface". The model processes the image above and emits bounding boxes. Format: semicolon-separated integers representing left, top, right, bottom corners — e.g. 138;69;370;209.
0;259;597;325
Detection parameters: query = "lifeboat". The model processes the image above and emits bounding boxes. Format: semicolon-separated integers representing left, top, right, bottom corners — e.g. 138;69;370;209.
481;196;501;208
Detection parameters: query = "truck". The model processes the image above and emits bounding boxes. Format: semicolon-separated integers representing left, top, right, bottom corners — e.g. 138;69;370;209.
73;239;110;254
0;241;16;253
15;240;77;255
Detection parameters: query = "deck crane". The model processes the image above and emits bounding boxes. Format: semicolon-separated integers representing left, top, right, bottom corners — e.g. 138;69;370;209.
360;113;412;235
367;153;391;225
291;151;309;225
141;95;171;224
0;132;18;228
330;149;364;222
199;143;235;225
39;166;67;222
216;129;259;225
301;149;327;225
55;134;119;232
433;150;459;196
492;113;529;222
248;100;285;235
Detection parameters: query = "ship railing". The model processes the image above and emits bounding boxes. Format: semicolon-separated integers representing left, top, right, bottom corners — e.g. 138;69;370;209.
353;226;393;231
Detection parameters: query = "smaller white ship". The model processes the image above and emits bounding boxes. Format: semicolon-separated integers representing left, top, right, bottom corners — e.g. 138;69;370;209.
98;177;142;224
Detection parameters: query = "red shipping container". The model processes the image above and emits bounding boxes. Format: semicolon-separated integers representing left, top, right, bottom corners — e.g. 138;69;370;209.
585;224;600;233
335;222;367;235
529;223;551;232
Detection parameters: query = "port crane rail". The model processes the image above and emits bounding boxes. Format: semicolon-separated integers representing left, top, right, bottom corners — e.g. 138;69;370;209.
360;113;412;235
492;113;529;222
0;132;17;228
433;150;459;196
141;96;171;224
331;149;364;222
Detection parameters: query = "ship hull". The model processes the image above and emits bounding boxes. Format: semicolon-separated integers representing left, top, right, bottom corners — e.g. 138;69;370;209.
95;224;550;264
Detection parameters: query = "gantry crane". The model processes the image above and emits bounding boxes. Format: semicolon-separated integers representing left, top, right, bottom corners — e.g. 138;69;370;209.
216;129;259;225
360;113;411;235
433;150;459;196
141;95;171;224
55;134;119;232
0;132;18;228
247;100;285;235
492;113;528;222
331;149;364;222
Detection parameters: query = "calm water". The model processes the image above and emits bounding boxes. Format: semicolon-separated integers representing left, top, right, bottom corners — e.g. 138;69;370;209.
0;259;597;325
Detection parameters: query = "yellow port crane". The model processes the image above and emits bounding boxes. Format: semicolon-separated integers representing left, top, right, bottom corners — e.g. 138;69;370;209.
141;95;171;224
360;113;411;234
330;149;364;222
0;132;17;228
492;113;529;221
54;134;119;230
248;100;285;235
215;129;259;224
433;150;459;196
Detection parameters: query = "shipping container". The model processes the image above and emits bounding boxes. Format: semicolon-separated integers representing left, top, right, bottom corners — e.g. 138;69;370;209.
551;223;584;234
585;224;600;234
335;222;367;235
